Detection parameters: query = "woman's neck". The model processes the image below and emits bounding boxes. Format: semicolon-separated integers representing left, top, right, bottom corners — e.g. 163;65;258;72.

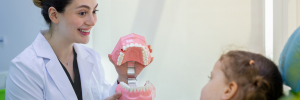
44;30;73;61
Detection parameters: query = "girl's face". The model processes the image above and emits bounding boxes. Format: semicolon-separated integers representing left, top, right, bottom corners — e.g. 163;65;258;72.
56;0;98;44
200;60;228;100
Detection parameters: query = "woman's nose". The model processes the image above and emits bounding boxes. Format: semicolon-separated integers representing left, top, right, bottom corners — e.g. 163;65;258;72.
86;14;97;26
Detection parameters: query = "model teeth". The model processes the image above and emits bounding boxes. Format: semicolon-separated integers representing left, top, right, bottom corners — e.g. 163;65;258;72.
117;52;125;65
123;46;126;51
120;81;152;92
78;29;91;32
117;43;150;66
130;43;134;47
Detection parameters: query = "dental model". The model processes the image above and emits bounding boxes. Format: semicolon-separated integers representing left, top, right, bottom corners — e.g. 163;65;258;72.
111;33;156;100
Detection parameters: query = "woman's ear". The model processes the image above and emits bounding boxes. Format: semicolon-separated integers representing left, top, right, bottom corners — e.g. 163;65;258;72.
221;81;238;100
48;7;59;24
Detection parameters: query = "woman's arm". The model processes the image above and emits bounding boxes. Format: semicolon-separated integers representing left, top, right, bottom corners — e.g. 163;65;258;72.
5;57;44;100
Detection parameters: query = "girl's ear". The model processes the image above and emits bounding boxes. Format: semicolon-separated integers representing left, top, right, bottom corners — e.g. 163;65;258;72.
48;7;59;24
221;81;238;100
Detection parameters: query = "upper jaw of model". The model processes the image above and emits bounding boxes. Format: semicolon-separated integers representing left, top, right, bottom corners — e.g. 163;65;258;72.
111;33;152;66
116;81;156;100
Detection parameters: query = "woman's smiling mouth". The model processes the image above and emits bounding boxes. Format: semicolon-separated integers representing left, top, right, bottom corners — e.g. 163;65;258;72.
78;28;91;35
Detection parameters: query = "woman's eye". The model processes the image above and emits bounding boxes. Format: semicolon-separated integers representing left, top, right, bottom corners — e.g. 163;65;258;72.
79;12;86;16
93;10;99;14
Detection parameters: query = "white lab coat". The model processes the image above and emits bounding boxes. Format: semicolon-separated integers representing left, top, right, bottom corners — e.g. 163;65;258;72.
5;30;117;100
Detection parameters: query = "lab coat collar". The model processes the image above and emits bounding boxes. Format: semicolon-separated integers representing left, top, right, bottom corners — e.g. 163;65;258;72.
33;30;56;59
32;31;95;100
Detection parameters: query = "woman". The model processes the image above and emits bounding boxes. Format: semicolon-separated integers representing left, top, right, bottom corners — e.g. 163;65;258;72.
5;0;153;99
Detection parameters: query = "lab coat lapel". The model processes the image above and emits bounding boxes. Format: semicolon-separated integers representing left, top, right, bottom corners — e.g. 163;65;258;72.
73;44;94;98
32;31;77;100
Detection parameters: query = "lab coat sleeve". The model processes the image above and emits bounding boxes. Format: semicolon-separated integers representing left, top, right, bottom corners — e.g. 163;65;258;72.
5;57;44;100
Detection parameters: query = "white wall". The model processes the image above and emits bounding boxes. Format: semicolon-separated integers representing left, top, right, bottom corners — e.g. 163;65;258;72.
274;0;300;65
0;1;47;71
0;0;47;89
92;0;265;100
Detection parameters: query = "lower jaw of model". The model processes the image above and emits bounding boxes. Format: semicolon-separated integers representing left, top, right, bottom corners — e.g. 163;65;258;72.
115;81;156;100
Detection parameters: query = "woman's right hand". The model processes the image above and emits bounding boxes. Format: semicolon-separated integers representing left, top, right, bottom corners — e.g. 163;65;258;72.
104;92;122;100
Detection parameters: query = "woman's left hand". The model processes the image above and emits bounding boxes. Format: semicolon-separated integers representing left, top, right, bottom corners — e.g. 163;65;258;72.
108;45;154;84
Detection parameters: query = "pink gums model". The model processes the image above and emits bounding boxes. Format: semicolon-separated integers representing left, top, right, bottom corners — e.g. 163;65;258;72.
111;33;156;100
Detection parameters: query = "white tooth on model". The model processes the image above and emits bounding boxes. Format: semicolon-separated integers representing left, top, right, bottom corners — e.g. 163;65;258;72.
126;85;130;91
134;88;137;92
130;43;134;47
148;86;151;90
119;81;153;92
134;43;138;47
123;46;126;51
120;52;124;56
143;87;146;91
138;87;141;92
142;48;148;65
117;52;124;66
126;44;129;48
138;44;142;47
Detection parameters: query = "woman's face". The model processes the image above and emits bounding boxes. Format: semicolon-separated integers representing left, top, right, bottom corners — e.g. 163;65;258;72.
56;0;98;44
200;60;228;100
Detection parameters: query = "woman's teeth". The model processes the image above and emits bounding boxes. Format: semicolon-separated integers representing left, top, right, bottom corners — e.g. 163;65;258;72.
78;29;90;33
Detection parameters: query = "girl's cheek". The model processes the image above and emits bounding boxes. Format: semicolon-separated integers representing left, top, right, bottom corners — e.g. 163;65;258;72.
200;82;213;100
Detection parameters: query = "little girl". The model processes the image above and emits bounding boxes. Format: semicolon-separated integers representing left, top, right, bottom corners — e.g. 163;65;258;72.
200;50;283;100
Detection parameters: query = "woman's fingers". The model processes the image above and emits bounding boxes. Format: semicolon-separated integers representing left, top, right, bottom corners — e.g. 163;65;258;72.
104;92;122;100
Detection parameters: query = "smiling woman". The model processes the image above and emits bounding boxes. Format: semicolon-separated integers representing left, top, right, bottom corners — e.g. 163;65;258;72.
3;0;153;100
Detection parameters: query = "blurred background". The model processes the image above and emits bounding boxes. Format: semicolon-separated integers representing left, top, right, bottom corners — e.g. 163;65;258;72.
0;0;300;99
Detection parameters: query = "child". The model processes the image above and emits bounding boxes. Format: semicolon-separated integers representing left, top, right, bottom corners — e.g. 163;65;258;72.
200;50;283;100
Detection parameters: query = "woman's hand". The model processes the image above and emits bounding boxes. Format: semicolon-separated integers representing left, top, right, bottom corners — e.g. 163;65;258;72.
108;45;154;84
104;92;122;100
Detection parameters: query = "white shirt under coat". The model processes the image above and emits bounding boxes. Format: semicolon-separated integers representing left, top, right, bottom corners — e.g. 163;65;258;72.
5;30;117;100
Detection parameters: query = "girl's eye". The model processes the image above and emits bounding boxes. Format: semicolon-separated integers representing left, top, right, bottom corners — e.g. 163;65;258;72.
79;12;86;16
93;10;99;14
208;76;211;80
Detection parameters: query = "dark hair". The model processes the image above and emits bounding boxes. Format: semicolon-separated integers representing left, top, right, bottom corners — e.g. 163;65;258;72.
33;0;73;25
219;50;283;100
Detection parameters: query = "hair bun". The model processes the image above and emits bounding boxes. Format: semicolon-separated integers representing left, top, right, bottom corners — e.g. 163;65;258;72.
33;0;43;8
